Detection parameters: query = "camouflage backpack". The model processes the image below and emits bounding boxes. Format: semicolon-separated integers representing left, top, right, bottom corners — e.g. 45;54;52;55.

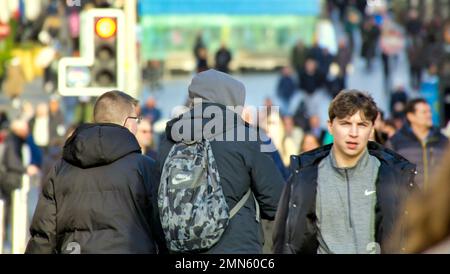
158;139;255;252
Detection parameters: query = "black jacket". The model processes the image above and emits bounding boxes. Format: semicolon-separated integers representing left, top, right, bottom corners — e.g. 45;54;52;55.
159;104;284;253
272;142;417;254
26;123;166;254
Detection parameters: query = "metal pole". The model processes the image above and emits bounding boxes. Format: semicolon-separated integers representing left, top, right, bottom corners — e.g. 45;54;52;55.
0;199;4;254
11;174;30;254
124;0;140;99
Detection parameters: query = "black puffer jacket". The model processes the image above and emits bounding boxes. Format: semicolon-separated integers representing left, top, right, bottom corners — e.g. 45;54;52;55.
272;142;417;254
26;123;166;254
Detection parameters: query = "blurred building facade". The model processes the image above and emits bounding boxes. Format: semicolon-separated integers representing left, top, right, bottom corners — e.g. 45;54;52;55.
138;0;322;73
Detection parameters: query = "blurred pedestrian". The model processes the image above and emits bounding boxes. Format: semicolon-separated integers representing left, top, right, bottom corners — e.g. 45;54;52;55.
26;90;167;254
335;38;352;86
48;96;66;144
282;115;304;157
215;43;232;74
361;17;380;72
317;48;335;76
196;47;209;73
380;19;405;90
136;118;158;160
0;118;40;247
405;9;423;40
30;103;51;152
276;67;297;115
386;99;448;189
407;39;424;90
390;85;408;120
194;33;208;73
299;59;325;95
291;40;308;77
308;115;327;144
140;96;162;124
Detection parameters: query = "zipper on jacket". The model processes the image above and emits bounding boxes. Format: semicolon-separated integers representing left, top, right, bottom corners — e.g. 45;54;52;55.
286;180;296;245
345;170;353;228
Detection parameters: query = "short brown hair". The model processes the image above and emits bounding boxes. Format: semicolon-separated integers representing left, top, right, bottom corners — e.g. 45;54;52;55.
328;90;378;124
93;90;139;124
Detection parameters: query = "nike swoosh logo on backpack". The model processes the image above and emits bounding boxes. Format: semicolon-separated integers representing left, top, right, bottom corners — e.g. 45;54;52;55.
364;190;376;196
172;174;192;185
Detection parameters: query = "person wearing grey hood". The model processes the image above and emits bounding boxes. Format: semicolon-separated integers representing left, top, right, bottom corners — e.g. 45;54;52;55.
158;69;284;253
273;90;418;254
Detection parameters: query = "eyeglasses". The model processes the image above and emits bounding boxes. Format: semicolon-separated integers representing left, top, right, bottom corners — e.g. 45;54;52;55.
123;116;142;126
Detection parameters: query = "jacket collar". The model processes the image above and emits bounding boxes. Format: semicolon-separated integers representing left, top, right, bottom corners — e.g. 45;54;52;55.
399;124;444;144
291;141;412;172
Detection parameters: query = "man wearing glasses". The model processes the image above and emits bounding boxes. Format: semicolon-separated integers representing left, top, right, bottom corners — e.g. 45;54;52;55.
26;90;167;254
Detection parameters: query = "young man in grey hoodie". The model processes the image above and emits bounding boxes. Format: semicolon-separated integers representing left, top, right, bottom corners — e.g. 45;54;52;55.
158;69;284;253
273;90;417;254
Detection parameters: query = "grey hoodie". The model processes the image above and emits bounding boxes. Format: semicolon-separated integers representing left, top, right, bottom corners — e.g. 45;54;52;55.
187;69;246;110
170;69;262;145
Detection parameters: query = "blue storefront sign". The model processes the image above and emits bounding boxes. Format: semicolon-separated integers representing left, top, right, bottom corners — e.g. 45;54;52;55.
138;0;321;16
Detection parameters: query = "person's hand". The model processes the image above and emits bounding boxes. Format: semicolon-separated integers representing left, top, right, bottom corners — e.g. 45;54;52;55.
27;165;40;176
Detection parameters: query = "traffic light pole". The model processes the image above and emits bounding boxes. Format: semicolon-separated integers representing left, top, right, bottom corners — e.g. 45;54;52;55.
124;0;140;99
11;174;30;254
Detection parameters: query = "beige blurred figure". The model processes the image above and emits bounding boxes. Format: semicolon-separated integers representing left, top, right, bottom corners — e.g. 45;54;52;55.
281;115;304;163
32;103;50;150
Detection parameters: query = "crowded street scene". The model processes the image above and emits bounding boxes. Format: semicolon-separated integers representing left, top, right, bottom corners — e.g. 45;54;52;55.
0;0;450;258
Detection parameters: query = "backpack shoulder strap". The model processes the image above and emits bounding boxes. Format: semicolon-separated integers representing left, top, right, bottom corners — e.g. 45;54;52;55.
203;138;261;223
229;189;261;223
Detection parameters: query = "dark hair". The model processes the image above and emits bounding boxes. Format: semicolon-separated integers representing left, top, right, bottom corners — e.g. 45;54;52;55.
405;98;428;114
94;90;139;124
328;90;378;124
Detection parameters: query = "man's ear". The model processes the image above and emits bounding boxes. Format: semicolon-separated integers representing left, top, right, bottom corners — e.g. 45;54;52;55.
327;120;333;136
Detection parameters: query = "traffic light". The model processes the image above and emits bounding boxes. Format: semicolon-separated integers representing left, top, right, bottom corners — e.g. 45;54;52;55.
58;9;125;96
92;16;118;87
